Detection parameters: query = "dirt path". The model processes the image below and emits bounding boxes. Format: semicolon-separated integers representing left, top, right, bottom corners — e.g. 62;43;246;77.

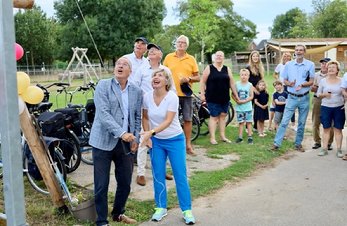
69;145;239;201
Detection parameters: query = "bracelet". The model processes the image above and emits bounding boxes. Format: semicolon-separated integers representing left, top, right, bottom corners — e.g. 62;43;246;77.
188;77;192;82
150;129;156;136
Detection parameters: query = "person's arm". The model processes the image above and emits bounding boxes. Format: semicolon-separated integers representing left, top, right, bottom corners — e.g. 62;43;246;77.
228;67;239;101
244;85;254;103
200;65;210;102
141;111;176;145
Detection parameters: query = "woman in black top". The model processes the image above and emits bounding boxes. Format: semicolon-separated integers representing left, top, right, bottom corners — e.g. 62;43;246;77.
200;51;238;145
246;51;264;131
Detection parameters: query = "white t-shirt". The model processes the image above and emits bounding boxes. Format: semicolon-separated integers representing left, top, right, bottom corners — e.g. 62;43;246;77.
143;90;182;139
341;72;347;88
275;63;285;83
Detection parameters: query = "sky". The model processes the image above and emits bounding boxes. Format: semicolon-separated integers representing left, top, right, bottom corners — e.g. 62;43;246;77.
34;0;313;44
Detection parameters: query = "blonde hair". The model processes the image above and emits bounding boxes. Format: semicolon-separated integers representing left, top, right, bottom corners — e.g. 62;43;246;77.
248;51;264;78
280;52;292;65
240;68;250;76
152;68;172;91
327;60;340;76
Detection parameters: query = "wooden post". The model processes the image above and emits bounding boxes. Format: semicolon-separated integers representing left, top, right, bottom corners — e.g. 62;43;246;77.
19;107;65;208
13;0;34;9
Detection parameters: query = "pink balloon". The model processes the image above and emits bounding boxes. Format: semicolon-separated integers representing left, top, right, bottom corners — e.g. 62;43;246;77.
15;43;24;61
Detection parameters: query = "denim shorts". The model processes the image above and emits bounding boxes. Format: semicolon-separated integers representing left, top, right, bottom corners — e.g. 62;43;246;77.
236;111;253;123
207;102;229;117
320;105;345;129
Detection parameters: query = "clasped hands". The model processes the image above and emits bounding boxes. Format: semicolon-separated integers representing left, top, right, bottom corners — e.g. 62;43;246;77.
121;132;138;152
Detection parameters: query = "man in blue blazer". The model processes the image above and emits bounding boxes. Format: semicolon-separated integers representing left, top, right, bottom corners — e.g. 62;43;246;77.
89;57;142;225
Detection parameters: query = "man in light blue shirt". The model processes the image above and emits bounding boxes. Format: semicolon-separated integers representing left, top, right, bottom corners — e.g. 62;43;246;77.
271;44;314;152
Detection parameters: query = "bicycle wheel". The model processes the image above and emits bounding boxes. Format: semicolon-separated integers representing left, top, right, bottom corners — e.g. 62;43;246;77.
80;126;93;165
24;148;67;195
225;102;235;126
64;130;81;173
191;114;200;141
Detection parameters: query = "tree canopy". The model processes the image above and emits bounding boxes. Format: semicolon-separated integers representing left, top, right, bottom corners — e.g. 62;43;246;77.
270;0;347;39
54;0;166;62
14;6;57;65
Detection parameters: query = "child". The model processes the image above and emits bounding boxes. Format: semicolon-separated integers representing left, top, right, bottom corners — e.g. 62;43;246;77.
272;81;288;130
235;69;254;144
268;101;275;131
254;80;269;137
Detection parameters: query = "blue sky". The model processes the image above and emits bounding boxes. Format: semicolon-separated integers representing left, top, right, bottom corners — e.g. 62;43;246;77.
34;0;313;44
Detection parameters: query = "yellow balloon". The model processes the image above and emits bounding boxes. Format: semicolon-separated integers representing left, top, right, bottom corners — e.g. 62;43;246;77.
17;71;30;95
22;86;44;104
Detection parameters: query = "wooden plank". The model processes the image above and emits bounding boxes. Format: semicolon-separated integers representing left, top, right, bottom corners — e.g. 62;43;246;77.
19;107;66;208
13;0;34;9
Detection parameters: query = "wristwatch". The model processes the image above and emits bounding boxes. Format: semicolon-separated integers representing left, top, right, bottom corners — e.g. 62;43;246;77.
150;129;156;136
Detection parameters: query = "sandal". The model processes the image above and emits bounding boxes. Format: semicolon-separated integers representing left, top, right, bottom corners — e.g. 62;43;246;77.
210;140;218;145
342;154;347;161
221;138;231;144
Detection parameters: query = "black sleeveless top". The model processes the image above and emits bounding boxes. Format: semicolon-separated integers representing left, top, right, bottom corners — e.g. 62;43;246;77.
246;65;261;87
205;64;230;104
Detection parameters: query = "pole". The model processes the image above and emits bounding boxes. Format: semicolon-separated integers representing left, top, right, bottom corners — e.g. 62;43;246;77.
0;0;27;224
25;51;30;75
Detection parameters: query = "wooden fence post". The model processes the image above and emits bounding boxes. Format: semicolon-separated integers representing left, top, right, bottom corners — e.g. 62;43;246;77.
13;0;34;9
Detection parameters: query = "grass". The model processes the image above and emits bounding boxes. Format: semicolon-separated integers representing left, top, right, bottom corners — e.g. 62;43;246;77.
0;74;297;225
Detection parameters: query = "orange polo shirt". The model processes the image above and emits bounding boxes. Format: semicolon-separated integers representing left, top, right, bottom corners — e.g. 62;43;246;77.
163;51;199;97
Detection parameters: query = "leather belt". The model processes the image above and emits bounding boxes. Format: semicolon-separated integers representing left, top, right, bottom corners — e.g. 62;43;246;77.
288;91;309;97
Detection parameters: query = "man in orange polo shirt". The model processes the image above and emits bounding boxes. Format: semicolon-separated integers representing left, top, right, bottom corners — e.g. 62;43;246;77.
163;35;200;155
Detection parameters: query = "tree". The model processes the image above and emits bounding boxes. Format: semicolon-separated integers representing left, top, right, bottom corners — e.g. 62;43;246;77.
14;5;58;66
311;0;347;37
176;0;256;63
270;8;311;38
54;0;166;63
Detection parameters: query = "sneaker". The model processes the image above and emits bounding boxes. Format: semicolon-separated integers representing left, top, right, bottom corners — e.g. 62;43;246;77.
318;149;328;156
183;210;195;225
235;137;243;143
295;145;305;152
312;143;321;149
328;144;333;151
337;150;343;158
270;145;279;151
151;208;167;222
247;137;253;144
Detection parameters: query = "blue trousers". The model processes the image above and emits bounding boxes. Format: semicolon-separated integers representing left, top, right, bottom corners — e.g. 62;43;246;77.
274;94;310;147
150;133;192;211
93;141;134;226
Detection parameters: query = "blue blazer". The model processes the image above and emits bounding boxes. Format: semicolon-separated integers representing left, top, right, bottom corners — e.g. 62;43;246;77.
89;78;142;151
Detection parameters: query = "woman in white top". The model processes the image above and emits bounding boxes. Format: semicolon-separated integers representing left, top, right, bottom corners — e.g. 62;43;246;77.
317;61;345;157
141;68;195;224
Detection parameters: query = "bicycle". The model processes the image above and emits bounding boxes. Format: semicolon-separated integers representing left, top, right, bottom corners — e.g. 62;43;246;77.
0;134;67;196
192;93;235;136
178;101;200;142
31;82;82;173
